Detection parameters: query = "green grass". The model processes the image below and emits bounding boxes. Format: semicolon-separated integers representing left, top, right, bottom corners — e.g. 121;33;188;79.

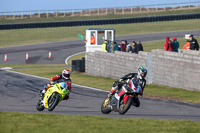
143;37;200;52
0;112;199;133
1;63;200;104
0;19;200;47
1;8;200;24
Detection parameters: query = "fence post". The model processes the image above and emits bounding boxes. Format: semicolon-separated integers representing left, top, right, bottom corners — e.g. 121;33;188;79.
122;7;124;14
56;10;58;17
98;8;100;15
21;11;23;19
13;11;15;19
47;10;49;18
64;9;66;17
131;7;133;13
80;10;82;16
30;10;32;18
156;5;158;12
38;10;40;18
140;6;142;12
114;8;116;14
72;9;74;16
4;12;6;19
106;8;108;15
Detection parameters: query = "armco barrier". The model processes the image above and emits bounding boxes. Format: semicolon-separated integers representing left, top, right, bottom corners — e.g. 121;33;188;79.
86;50;200;91
0;13;200;30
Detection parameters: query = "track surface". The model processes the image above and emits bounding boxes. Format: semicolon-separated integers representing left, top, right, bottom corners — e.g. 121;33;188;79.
0;30;200;121
0;70;200;121
0;30;199;64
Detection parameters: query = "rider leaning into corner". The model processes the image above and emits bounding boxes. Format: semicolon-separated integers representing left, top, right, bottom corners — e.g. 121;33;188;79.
108;66;147;107
41;69;72;100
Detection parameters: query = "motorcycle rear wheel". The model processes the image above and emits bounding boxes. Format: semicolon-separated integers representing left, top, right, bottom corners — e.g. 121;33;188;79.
36;100;45;111
118;95;133;115
101;97;111;114
48;93;60;111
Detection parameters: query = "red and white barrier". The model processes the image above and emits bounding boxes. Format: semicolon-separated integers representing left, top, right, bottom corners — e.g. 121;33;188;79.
26;52;29;60
49;51;52;59
4;54;7;62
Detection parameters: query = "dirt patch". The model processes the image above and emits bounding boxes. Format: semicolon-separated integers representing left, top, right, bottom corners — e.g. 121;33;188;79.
142;94;184;101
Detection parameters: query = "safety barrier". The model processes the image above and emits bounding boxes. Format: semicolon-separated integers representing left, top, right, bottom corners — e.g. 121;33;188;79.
0;13;200;30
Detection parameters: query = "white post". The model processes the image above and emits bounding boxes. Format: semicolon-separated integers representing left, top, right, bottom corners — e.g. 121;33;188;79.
21;11;23;19
122;7;124;14
30;10;32;18
38;10;40;18
64;9;66;17
72;9;74;16
13;11;15;19
47;10;49;18
131;7;133;13
56;10;58;17
106;8;108;15
4;12;6;19
140;6;142;12
98;8;99;15
89;9;91;16
114;8;116;14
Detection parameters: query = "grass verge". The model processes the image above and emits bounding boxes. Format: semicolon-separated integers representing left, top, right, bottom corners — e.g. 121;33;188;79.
0;112;199;133
0;63;200;104
0;19;200;47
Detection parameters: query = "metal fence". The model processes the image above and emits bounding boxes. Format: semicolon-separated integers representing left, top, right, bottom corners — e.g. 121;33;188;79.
0;1;200;20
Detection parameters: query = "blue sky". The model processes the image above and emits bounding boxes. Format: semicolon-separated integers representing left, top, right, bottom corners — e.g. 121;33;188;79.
0;0;198;12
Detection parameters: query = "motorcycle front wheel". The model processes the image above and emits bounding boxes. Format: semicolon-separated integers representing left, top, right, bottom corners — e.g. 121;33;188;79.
48;93;60;111
101;97;112;114
118;94;133;115
36;100;45;111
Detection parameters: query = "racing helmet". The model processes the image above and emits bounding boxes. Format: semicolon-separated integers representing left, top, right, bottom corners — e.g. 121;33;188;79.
138;66;147;79
59;82;67;90
62;69;71;80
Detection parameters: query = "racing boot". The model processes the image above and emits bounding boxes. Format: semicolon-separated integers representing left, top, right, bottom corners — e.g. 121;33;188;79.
132;97;140;107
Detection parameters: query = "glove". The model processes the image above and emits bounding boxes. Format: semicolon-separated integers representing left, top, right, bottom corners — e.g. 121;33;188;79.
50;81;55;85
108;92;114;98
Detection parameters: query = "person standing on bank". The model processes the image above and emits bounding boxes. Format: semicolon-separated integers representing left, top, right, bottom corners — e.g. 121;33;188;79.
189;34;199;51
172;37;179;52
137;41;144;52
164;36;173;51
132;41;138;54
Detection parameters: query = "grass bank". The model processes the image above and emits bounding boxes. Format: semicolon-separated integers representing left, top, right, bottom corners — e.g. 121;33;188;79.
0;19;200;47
0;63;200;104
0;112;199;133
1;8;200;24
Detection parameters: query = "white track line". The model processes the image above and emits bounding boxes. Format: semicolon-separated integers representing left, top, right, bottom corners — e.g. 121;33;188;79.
65;51;85;65
5;69;108;92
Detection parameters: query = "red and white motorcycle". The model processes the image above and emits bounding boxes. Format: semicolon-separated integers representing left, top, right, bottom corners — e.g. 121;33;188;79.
101;79;143;115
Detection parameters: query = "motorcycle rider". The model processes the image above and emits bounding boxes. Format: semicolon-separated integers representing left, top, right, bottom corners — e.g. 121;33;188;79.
108;66;147;107
41;69;72;100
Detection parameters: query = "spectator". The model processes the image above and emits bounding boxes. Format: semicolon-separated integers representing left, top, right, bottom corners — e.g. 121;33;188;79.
132;41;138;54
127;42;132;53
189;34;199;51
120;40;126;52
183;40;190;50
91;33;96;45
164;36;173;51
172;37;179;52
101;40;107;52
114;42;121;51
106;40;111;53
137;41;144;52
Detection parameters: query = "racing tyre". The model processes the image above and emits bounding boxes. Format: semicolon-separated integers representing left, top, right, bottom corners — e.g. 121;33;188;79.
48;93;60;111
36;100;45;111
118;94;133;115
101;97;112;114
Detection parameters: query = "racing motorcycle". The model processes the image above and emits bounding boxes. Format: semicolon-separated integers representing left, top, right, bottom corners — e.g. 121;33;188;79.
101;79;142;115
36;82;69;112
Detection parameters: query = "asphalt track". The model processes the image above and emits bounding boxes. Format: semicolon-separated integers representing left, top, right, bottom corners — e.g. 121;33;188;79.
0;30;199;64
0;69;200;121
0;30;200;121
